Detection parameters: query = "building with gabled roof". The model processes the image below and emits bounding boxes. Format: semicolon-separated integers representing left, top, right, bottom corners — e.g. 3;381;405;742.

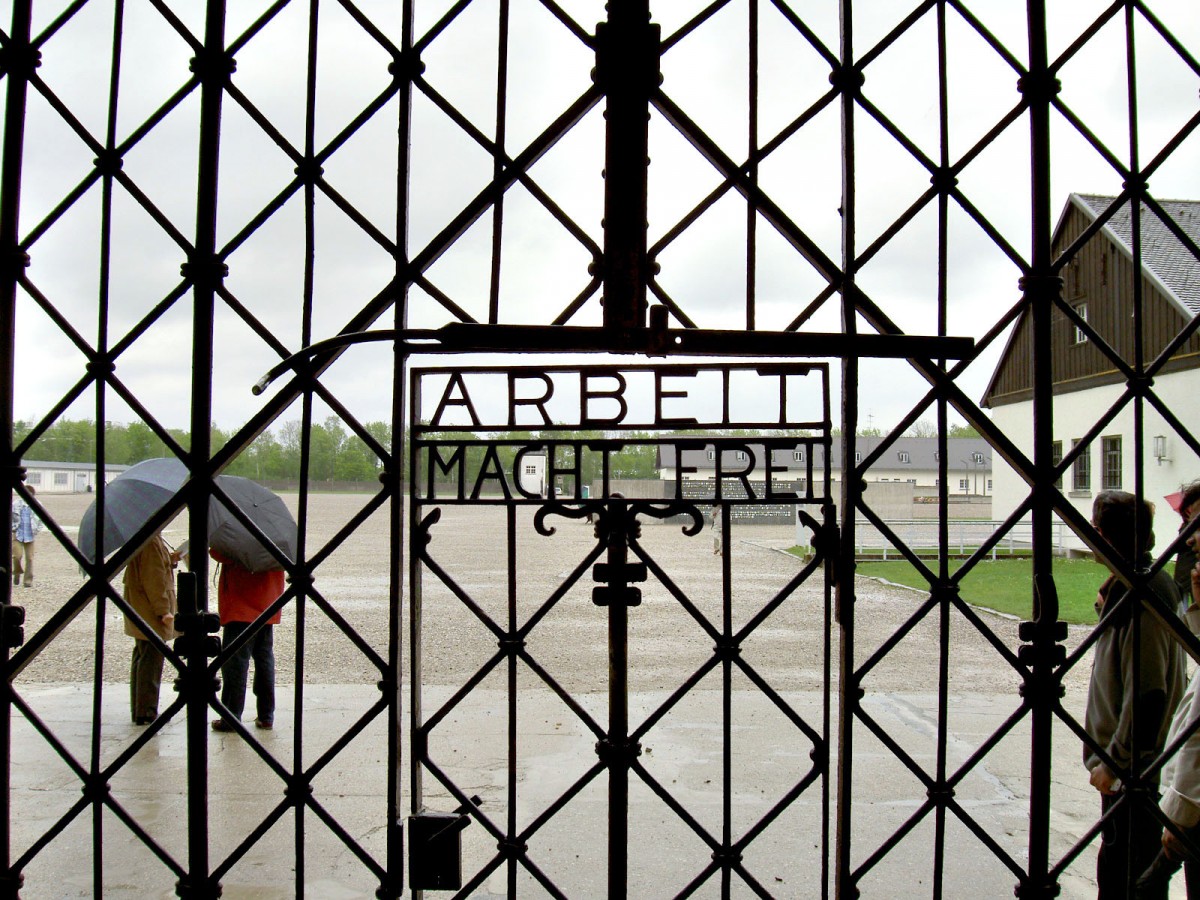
984;193;1200;553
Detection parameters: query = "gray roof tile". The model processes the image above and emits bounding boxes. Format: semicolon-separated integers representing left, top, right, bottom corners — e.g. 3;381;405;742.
1076;194;1200;315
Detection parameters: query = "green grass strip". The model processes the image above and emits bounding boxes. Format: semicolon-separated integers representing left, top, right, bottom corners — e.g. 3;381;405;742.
788;549;1109;625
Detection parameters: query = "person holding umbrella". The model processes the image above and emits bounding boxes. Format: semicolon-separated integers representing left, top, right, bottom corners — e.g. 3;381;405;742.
123;531;179;725
210;549;284;733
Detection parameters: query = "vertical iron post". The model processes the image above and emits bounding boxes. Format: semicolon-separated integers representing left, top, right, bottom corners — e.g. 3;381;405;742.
384;1;417;894
179;0;228;894
607;500;630;898
1021;1;1062;896
834;0;862;894
0;3;32;897
595;498;638;898
595;1;658;344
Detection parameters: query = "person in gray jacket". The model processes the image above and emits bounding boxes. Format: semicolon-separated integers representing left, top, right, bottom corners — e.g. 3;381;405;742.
1137;521;1200;897
1084;490;1187;899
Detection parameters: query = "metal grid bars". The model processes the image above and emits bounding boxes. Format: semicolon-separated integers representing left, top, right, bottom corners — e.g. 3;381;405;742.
0;0;1197;897
821;2;1198;896
0;2;407;895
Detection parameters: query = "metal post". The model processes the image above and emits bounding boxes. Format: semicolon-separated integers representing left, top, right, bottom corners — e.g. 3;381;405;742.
384;3;417;894
179;0;227;894
605;498;631;898
0;3;32;896
1022;1;1062;896
834;0;862;893
596;1;657;343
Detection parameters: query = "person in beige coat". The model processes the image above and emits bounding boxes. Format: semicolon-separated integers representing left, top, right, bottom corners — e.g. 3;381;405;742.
122;532;179;725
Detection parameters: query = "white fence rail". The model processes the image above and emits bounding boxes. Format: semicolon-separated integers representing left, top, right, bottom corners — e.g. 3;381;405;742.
795;518;1070;559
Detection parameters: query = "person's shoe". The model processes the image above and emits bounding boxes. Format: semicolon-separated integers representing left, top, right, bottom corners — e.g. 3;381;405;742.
133;716;154;726
254;719;273;730
211;719;236;732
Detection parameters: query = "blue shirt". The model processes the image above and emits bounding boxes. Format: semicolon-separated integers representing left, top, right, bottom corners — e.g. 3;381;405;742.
11;502;39;543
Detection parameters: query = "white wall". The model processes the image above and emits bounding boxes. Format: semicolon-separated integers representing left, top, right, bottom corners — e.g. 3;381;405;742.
989;368;1200;555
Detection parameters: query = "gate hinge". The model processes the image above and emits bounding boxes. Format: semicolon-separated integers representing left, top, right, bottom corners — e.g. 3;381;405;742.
812;520;839;583
0;604;24;649
408;796;482;892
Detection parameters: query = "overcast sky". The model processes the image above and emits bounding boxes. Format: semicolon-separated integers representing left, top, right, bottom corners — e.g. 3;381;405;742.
8;0;1200;442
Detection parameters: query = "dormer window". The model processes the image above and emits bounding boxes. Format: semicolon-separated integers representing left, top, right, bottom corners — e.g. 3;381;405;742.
898;451;910;464
735;451;747;461
792;450;804;462
972;452;984;464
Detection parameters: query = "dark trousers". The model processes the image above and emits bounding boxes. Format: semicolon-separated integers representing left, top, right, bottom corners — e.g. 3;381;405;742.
1099;793;1167;899
220;621;275;724
1136;823;1200;899
130;639;163;722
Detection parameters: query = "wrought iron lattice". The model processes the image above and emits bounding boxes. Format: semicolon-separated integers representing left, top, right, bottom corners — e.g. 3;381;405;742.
0;0;1195;897
408;362;834;897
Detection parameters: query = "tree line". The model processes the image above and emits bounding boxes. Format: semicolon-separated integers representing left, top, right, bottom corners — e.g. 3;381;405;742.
16;418;980;486
16;417;390;484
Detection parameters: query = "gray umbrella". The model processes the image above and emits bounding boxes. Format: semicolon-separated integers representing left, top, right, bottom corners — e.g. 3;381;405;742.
79;459;296;571
78;458;188;562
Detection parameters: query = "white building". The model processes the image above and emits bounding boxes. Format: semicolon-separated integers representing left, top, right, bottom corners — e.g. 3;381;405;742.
984;194;1200;554
20;460;127;494
516;450;547;497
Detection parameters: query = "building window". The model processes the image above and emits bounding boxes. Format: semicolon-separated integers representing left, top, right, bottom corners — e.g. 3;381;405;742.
898;451;910;463
1073;303;1088;344
735;451;747;461
524;465;537;475
1072;438;1090;492
987;479;993;492
26;472;41;485
54;472;68;486
959;478;969;491
792;450;804;462
1051;440;1063;489
854;452;861;463
972;452;984;464
907;478;916;484
707;450;715;460
1102;435;1122;490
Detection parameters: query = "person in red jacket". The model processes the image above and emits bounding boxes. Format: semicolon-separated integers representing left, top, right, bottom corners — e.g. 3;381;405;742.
210;549;285;732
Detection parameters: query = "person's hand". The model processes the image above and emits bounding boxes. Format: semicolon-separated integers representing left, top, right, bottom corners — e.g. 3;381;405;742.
1089;763;1120;794
1164;827;1186;859
160;613;174;625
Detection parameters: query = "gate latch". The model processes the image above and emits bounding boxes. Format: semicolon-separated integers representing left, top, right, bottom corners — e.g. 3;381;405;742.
408;795;481;891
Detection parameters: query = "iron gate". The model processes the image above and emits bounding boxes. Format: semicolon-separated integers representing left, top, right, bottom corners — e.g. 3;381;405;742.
408;362;834;896
0;0;1198;897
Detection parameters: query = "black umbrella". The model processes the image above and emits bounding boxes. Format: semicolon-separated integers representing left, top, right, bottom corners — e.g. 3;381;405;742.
79;459;296;571
207;475;297;573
